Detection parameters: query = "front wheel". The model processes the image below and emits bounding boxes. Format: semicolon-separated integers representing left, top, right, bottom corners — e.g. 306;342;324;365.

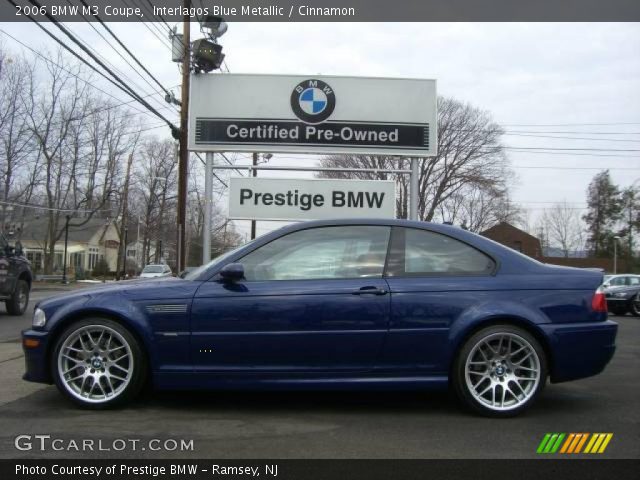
453;325;547;417
6;279;29;315
52;318;147;408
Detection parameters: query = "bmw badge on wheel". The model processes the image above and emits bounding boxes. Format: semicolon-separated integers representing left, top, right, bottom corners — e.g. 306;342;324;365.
291;79;336;124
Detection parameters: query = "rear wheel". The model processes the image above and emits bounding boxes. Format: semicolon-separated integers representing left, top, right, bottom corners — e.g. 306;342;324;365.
453;325;547;417
52;318;146;408
6;279;29;315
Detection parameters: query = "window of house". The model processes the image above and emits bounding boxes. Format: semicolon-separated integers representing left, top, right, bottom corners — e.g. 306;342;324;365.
88;247;99;269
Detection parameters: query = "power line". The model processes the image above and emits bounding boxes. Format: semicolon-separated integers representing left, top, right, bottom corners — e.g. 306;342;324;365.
123;0;172;50
61;16;173;114
503;133;640;143
502;122;640;127
144;0;170;28
503;146;640;152
193;153;228;187
0;28;174;124
0;199;114;214
78;0;175;100
24;0;178;133
504;130;640;135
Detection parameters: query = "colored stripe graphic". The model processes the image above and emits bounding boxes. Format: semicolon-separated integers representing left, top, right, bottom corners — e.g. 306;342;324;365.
538;433;613;454
537;433;565;454
585;433;613;454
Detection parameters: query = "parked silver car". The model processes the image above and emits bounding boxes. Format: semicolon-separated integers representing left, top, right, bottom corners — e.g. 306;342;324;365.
602;274;640;290
140;264;172;278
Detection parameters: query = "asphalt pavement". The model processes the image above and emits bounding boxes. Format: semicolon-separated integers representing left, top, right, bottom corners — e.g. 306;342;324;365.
0;287;638;459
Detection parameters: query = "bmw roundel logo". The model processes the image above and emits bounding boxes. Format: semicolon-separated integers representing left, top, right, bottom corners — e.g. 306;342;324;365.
291;79;336;124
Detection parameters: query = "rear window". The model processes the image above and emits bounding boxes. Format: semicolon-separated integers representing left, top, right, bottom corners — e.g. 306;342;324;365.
143;266;164;273
387;228;495;276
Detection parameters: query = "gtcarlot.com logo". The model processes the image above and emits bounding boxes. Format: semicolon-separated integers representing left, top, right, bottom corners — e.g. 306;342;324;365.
536;433;613;454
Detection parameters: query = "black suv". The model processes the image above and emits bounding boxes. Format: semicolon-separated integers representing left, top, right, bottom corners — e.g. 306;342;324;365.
0;234;32;315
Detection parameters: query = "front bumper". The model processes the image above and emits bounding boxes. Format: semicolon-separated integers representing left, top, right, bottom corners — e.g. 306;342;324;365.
22;329;53;384
540;320;617;383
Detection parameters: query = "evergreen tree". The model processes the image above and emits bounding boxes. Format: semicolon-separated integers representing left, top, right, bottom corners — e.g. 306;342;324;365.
582;170;622;257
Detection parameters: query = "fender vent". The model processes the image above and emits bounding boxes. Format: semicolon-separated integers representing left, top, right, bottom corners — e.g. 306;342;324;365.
145;304;188;314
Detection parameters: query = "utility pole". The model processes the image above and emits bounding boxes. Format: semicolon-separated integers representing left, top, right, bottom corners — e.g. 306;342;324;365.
410;158;419;220
62;215;70;284
118;152;134;280
251;152;258;239
203;152;213;263
177;0;191;273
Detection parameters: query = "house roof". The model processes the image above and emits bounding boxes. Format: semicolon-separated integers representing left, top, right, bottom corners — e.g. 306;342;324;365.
480;222;541;243
15;215;114;244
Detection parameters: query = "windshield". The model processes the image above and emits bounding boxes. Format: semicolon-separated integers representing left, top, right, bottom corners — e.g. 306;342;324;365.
182;240;256;280
142;266;164;273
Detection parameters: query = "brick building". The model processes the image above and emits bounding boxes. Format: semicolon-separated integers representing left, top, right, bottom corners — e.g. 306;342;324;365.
480;222;543;258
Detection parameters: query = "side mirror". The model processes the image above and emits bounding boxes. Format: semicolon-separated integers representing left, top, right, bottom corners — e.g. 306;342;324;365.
219;263;244;282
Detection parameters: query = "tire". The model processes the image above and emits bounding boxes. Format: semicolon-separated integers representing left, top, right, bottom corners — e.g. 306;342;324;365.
630;294;640;317
452;324;547;417
6;279;29;316
51;318;147;409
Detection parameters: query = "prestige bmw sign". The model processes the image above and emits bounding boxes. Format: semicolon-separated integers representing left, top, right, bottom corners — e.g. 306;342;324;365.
189;74;437;156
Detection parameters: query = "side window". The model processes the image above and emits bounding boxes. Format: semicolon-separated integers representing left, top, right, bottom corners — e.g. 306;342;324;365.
611;277;625;286
239;226;391;281
387;228;495;276
628;277;640;286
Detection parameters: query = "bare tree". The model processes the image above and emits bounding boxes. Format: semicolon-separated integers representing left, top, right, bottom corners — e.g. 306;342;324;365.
438;182;521;233
132;138;178;266
0;47;35;229
319;96;509;222
542;201;585;257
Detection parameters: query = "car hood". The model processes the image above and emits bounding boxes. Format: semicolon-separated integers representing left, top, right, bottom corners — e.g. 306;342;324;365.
36;277;201;309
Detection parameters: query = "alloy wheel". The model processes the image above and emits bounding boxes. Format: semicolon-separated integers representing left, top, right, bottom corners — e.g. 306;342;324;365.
57;325;134;404
464;332;541;412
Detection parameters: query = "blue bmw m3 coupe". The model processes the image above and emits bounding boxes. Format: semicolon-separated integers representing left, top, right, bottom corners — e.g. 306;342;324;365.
22;219;617;416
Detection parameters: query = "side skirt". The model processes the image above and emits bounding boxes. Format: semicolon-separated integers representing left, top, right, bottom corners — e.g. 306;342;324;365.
152;372;449;391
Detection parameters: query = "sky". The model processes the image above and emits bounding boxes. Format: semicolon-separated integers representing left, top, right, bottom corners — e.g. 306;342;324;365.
1;21;639;238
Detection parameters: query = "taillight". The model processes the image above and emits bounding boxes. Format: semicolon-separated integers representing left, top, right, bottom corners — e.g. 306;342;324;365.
592;287;608;313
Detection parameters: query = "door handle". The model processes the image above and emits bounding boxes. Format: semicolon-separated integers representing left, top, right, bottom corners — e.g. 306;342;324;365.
353;286;388;296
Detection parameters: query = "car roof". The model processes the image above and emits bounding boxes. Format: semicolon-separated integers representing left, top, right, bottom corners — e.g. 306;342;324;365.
191;218;566;282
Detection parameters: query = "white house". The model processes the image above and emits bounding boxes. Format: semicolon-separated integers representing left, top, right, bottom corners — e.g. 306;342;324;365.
11;216;121;274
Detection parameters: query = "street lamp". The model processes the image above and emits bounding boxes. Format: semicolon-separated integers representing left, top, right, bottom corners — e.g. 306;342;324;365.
614;235;621;274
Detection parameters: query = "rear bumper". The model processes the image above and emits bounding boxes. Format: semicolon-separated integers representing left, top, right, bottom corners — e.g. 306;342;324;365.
22;329;53;384
540;320;617;383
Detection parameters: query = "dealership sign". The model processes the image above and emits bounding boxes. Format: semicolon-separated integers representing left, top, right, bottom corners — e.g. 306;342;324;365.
189;74;437;156
228;177;396;221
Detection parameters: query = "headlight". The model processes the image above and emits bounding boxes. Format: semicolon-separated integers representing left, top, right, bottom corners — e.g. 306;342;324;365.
32;308;46;327
613;292;629;298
